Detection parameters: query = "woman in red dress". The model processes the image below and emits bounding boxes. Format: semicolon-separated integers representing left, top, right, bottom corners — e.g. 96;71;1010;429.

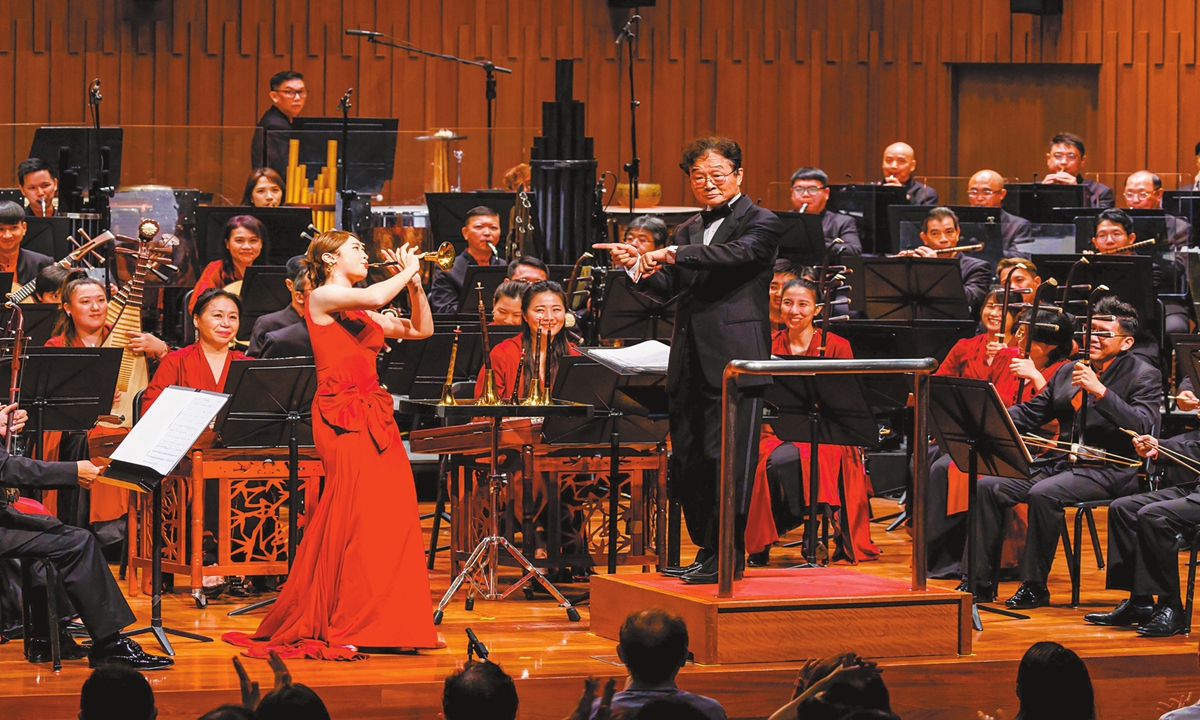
936;289;1017;381
224;230;435;660
190;215;270;312
476;280;579;400
745;278;879;566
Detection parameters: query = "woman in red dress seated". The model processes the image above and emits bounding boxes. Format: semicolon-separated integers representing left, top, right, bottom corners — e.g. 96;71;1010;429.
224;230;435;660
476;280;580;400
745;278;879;566
143;287;247;591
43;277;168;536
191;215;270;312
937;288;1018;381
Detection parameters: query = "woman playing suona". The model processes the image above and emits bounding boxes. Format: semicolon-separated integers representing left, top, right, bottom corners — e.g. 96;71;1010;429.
223;230;435;660
476;280;580;400
744;277;879;567
191;215;270;312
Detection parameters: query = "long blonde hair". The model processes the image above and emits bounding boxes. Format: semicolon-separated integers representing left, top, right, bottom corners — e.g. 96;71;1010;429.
304;230;356;288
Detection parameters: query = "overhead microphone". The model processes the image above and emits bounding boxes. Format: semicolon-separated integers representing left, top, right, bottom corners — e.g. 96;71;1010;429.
345;29;384;37
616;14;640;45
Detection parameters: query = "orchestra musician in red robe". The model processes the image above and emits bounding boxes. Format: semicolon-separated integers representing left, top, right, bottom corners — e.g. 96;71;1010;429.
476;280;581;401
191;215;270;312
744;278;879;566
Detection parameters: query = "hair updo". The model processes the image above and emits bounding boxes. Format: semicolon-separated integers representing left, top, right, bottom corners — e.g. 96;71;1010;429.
304;229;357;288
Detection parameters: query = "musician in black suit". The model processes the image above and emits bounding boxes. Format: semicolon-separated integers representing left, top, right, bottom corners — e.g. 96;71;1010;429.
428;206;507;314
1041;132;1115;208
597;136;780;584
894;207;992;312
260;320;313;359
0;403;171;668
0;201;53;286
789;167;861;256
249;70;307;179
967;170;1033;260
882;142;938;206
1123;171;1191;253
969;297;1161;609
247;259;308;357
17;158;57;218
1083;429;1200;638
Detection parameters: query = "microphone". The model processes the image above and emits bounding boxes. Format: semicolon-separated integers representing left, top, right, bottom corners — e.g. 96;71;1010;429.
89;78;102;105
465;628;489;660
338;87;353;112
616;14;640;45
345;29;384;37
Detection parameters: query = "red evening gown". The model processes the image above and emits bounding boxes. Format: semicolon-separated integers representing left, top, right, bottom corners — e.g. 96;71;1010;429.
224;308;438;660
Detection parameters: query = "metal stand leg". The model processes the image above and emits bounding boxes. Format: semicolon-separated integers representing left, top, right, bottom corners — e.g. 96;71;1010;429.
124;482;213;655
433;416;579;625
963;444;1028;631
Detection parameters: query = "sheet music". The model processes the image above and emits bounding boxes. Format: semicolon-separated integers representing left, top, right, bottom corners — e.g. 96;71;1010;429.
584;340;670;374
109;386;229;477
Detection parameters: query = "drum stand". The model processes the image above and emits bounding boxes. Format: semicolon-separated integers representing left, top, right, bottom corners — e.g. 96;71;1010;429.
433;415;580;624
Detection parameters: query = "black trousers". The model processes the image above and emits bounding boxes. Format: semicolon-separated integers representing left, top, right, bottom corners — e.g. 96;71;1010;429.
0;523;135;641
925;452;967;579
667;337;764;555
975;465;1137;584
1106;487;1200;602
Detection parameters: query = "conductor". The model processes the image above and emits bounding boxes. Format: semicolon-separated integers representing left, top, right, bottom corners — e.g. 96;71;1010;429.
596;136;781;584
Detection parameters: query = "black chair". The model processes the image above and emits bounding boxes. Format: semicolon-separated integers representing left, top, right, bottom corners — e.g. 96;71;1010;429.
1060;500;1108;608
20;560;61;671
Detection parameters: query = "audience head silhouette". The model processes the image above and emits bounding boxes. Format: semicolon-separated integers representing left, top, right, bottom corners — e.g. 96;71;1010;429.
79;665;157;720
618;608;691;684
442;659;519;720
255;684;330;720
632;695;712;720
1014;641;1095;720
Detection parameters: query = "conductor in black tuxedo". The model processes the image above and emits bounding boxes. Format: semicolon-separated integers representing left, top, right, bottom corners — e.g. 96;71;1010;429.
0;403;171;668
596;137;781;584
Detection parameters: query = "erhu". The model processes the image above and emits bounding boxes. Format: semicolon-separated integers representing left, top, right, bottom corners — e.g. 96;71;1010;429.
475;283;501;406
3;304;23;452
439;326;462;406
1013;278;1059;403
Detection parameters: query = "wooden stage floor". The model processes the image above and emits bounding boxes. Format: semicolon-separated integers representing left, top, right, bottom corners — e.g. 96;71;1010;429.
2;498;1198;720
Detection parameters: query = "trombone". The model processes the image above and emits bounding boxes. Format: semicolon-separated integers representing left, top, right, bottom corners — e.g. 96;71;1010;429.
369;241;456;272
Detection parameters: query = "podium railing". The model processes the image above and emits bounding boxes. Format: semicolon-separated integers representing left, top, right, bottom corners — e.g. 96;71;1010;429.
718;357;939;597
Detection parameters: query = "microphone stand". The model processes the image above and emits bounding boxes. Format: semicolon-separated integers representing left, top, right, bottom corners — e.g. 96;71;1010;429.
87;79;113;293
352;31;512;189
337;88;354;232
616;15;641;216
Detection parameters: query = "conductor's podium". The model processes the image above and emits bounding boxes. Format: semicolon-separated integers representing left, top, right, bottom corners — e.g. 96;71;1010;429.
408;418;668;572
590;567;972;663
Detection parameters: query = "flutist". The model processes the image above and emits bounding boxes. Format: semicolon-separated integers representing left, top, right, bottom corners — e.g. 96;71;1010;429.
892;207;992;312
968;297;1161;609
1083;428;1200;638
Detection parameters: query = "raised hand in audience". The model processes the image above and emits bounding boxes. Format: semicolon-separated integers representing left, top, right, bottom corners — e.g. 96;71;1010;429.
564;677;617;720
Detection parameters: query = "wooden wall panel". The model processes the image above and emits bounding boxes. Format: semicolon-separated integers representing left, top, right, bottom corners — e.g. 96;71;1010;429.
0;0;1197;208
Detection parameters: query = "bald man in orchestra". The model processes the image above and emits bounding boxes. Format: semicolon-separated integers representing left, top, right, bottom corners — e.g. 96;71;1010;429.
881;142;938;206
966;170;1033;259
1041;132;1115;208
1123;171;1191;253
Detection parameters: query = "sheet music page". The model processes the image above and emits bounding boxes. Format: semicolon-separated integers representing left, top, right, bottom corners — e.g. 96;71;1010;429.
584;340;670;374
109;386;229;477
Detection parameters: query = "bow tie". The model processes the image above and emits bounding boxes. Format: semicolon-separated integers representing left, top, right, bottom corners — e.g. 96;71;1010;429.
700;203;733;227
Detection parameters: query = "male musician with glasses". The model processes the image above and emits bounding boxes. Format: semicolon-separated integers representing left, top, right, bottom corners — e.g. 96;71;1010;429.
250;70;308;180
788;167;861;256
893;207;992;312
1123;171;1191;254
968;296;1161;609
966;169;1033;259
1123;172;1193;335
881;142;939;205
1090;207;1190;337
596;136;780;584
1082;427;1200;637
1041;132;1115;208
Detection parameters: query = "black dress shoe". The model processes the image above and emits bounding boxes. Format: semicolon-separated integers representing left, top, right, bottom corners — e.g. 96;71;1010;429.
954;579;996;603
88;637;174;670
747;549;771;567
25;632;90;664
1005;582;1050;610
661;562;703;577
1084;599;1156;627
1137;605;1187;637
681;558;745;585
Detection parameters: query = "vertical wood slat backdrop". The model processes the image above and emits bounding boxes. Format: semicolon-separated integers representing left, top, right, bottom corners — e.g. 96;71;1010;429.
0;0;1196;208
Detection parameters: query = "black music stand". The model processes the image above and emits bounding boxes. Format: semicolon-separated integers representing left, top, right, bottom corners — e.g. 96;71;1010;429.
399;399;591;624
764;367;879;567
1000;184;1085;223
542;357;670;574
236;265;291;343
426;192;521;248
456;266;508;313
775;212;829;266
29;126;124;191
826;185;910;254
928;376;1033;630
288;117;399;194
0;302;56;348
13;347;121;460
214;359;317;617
22;217;75;260
596;273;678;342
887;205;1002;254
194;206;314;265
860;258;971;321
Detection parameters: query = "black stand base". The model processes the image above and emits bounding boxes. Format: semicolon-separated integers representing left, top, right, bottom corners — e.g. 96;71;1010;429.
972;602;1030;631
